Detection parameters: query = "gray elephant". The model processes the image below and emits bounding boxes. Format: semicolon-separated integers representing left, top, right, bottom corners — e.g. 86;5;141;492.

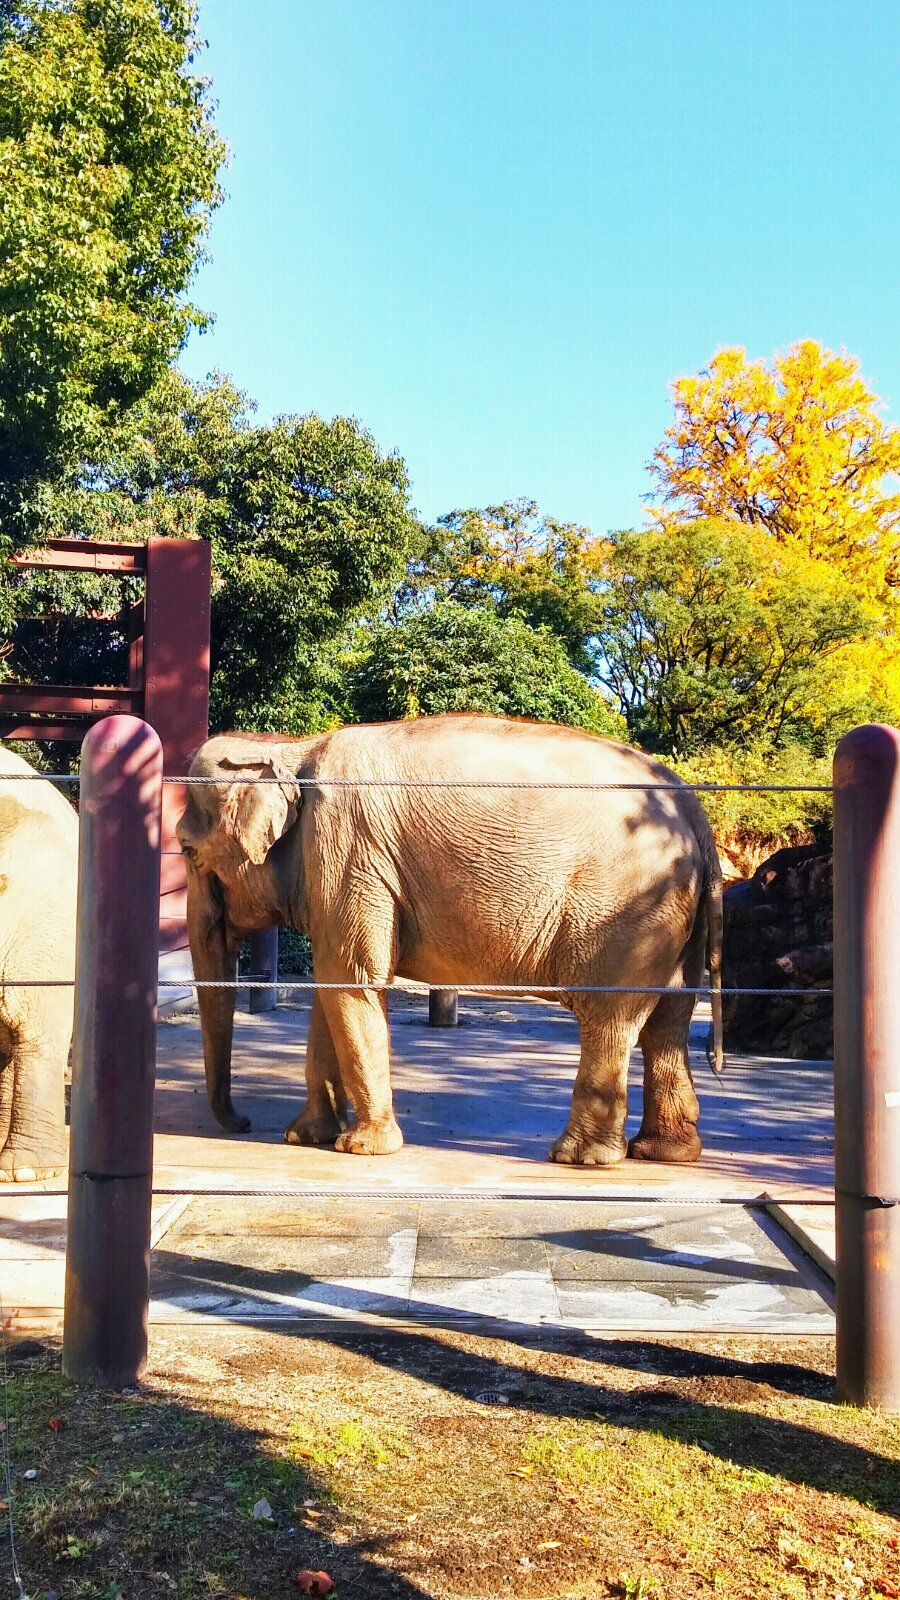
178;713;723;1166
0;746;78;1181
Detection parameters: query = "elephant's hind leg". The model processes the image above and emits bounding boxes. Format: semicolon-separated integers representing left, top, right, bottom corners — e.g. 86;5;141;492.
285;992;350;1146
629;988;701;1164
550;1007;641;1167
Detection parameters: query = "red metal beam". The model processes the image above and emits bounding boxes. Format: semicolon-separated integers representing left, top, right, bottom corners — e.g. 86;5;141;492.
12;538;146;574
0;685;138;715
0;720;95;741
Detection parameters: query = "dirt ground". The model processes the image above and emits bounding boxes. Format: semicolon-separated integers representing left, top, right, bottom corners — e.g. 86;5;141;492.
4;1326;898;1600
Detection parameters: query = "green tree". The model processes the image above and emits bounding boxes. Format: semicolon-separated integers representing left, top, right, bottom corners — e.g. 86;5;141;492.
348;600;624;735
594;521;874;754
400;500;602;673
3;370;423;731
0;0;225;538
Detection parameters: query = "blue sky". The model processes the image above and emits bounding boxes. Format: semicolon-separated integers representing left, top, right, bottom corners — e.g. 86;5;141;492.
184;0;900;532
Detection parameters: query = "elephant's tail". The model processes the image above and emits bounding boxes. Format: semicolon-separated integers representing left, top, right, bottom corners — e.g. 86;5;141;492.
703;843;725;1076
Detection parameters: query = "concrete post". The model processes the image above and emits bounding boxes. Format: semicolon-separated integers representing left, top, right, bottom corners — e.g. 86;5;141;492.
248;926;279;1014
833;724;900;1410
63;717;163;1387
428;988;459;1027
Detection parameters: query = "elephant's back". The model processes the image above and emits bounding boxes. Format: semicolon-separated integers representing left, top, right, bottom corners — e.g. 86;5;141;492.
309;713;710;901
313;714;700;843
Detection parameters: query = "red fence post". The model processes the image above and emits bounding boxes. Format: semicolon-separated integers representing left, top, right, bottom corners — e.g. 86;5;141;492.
63;716;163;1386
833;724;900;1410
143;537;211;963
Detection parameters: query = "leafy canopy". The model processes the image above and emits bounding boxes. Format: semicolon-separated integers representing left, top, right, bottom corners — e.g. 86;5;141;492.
594;521;874;754
648;341;900;596
399;499;605;675
0;0;225;535
348;599;624;737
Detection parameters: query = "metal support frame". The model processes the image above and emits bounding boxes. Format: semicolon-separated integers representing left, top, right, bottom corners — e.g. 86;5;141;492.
833;724;900;1410
63;717;163;1386
1;536;210;958
248;926;279;1014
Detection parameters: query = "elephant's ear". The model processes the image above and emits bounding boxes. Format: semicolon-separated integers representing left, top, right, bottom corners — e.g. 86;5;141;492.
218;754;301;866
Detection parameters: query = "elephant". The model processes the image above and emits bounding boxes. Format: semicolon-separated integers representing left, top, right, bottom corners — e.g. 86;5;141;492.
0;746;78;1181
178;713;723;1166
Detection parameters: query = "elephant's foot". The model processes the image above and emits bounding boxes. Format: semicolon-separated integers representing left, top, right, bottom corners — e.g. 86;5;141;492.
284;1105;348;1147
548;1128;628;1167
335;1117;404;1156
628;1124;701;1164
0;1144;65;1183
212;1104;251;1135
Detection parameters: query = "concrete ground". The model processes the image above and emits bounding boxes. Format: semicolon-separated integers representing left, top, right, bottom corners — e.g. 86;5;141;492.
1;992;835;1337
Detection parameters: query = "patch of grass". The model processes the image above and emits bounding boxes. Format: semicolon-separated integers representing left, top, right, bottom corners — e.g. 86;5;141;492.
285;1414;408;1474
4;1333;900;1600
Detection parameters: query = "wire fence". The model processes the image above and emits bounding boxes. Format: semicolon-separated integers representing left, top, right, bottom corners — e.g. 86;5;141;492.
2;754;835;1122
0;766;834;996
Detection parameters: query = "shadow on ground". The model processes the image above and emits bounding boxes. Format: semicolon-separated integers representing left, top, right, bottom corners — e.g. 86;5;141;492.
154;1001;835;1187
5;1338;433;1600
149;1248;894;1514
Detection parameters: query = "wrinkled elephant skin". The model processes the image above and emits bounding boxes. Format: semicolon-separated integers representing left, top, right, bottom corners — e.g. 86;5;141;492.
178;714;723;1166
0;749;78;1181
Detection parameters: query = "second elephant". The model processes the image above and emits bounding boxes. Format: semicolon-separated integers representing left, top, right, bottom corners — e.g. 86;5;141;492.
0;747;78;1182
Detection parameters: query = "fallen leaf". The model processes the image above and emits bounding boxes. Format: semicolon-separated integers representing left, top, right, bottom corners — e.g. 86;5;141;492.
510;1465;533;1479
0;1500;9;1513
295;1572;335;1596
47;1415;66;1433
874;1582;900;1598
536;1540;562;1550
252;1498;273;1521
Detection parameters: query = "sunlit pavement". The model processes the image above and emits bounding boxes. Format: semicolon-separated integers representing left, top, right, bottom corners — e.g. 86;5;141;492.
1;993;835;1336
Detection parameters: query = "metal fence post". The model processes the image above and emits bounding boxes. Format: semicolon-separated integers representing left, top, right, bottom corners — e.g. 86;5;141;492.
833;724;900;1410
428;988;459;1027
249;926;279;1014
63;716;163;1387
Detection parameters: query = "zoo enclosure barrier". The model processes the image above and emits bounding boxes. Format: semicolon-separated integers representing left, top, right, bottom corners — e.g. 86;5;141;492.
4;718;898;1404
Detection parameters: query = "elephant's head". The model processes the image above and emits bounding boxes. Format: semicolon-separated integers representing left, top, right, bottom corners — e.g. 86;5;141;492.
177;736;302;885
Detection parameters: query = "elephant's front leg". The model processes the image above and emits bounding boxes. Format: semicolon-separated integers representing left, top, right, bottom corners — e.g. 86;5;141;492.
0;1039;67;1182
550;1007;643;1167
284;992;350;1146
318;987;403;1155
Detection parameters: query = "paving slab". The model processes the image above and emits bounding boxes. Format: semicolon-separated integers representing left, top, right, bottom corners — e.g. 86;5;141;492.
766;1202;836;1280
146;1193;834;1335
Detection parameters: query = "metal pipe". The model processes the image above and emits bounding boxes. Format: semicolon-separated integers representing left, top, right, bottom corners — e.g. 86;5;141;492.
63;716;163;1387
833;724;900;1410
248;926;279;1014
428;988;459;1027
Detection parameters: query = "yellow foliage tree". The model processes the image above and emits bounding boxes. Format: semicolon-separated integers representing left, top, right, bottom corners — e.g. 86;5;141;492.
648;341;900;598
